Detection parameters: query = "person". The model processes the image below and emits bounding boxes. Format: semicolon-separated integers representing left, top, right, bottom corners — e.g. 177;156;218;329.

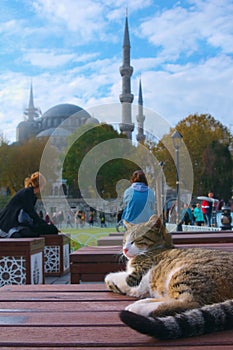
75;210;82;228
201;191;215;227
181;203;193;225
0;171;59;238
88;211;94;226
66;213;73;228
99;211;106;227
80;211;86;227
194;203;205;226
122;170;155;224
45;212;53;224
168;200;178;224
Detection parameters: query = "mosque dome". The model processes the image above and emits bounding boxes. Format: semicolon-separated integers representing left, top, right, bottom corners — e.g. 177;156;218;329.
40;103;91;130
42;103;86;119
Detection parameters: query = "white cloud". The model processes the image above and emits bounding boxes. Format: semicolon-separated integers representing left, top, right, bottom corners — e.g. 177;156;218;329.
21;50;76;68
140;54;233;126
32;0;106;40
0;0;233;144
138;0;233;59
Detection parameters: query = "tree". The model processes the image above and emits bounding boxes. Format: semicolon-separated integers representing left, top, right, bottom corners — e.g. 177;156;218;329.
62;123;137;198
0;137;58;194
152;114;233;201
201;141;232;201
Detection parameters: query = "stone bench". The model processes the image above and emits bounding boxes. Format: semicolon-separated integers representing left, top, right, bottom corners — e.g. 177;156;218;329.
0;238;45;287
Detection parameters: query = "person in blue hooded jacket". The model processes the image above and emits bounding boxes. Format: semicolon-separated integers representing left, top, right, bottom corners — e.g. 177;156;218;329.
122;170;155;224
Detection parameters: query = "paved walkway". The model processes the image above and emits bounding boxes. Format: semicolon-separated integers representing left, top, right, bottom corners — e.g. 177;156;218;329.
45;272;71;285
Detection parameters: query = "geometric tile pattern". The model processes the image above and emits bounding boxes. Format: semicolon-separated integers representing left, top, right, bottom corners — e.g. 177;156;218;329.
0;256;26;286
44;245;60;273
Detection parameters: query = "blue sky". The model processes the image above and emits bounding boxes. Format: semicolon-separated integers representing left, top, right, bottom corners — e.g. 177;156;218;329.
1;0;233;142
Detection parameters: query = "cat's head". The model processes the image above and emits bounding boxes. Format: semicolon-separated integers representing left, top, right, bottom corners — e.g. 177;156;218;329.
122;215;174;259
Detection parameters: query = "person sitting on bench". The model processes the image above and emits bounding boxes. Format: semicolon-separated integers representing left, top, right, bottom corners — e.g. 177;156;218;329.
0;171;59;238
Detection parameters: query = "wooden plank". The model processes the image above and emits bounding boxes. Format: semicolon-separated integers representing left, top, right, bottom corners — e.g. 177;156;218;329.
176;243;233;251
0;300;132;311
0;347;231;350
97;233;233;246
172;232;233;243
0;237;45;254
0;311;123;326
70;262;125;273
0;325;232;348
1;283;107;292
0;291;136;301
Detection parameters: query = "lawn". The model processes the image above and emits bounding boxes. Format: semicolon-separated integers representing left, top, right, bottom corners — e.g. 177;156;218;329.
61;226;116;251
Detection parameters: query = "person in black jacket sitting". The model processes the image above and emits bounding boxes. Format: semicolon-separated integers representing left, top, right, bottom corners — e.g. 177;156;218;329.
0;171;59;238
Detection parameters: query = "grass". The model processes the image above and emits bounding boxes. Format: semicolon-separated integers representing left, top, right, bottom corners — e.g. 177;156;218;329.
61;226;116;251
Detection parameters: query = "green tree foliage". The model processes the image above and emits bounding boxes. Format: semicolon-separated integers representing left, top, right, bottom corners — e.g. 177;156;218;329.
201;141;232;201
152;114;233;201
62;123;137;198
0;138;58;194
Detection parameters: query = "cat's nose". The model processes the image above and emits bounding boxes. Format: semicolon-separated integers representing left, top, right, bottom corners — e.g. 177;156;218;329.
123;248;128;254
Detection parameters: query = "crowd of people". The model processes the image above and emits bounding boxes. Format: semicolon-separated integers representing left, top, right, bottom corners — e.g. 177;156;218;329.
0;169;231;239
168;191;232;228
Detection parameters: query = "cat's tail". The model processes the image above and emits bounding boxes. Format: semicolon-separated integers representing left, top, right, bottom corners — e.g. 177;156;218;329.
119;299;233;339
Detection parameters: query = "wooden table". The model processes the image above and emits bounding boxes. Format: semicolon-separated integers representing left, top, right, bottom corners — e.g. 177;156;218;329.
0;283;232;349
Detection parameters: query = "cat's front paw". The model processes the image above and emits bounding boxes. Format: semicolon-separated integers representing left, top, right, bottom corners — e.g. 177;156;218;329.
126;274;141;287
105;271;129;295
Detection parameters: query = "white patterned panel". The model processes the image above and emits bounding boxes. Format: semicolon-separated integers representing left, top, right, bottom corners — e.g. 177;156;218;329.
44;245;60;273
0;256;26;287
30;252;43;284
63;243;70;271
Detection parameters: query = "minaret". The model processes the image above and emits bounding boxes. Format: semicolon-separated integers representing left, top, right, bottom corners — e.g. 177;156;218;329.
136;78;146;142
24;82;41;121
119;15;134;139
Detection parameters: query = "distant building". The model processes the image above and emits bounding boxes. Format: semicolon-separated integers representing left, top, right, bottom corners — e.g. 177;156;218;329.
16;85;99;145
16;15;145;144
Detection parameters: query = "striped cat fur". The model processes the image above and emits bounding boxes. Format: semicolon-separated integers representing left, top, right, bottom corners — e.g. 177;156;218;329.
105;215;233;339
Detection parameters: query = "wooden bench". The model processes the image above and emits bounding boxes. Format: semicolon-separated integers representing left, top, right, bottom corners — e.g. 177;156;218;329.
70;245;126;284
0;283;232;348
97;231;233;246
0;238;45;287
70;242;233;284
42;233;70;277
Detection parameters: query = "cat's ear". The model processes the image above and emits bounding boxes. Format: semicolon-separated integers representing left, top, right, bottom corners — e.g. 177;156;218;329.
124;220;135;230
147;214;174;248
147;215;162;229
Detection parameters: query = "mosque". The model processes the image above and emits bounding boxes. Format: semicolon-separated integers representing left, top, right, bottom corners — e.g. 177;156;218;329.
16;16;146;144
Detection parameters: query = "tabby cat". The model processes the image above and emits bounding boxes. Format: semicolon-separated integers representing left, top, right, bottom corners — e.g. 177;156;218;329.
105;215;233;339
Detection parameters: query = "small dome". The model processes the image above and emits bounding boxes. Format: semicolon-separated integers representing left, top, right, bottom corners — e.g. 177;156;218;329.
36;127;70;138
17;120;35;129
85;117;99;125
